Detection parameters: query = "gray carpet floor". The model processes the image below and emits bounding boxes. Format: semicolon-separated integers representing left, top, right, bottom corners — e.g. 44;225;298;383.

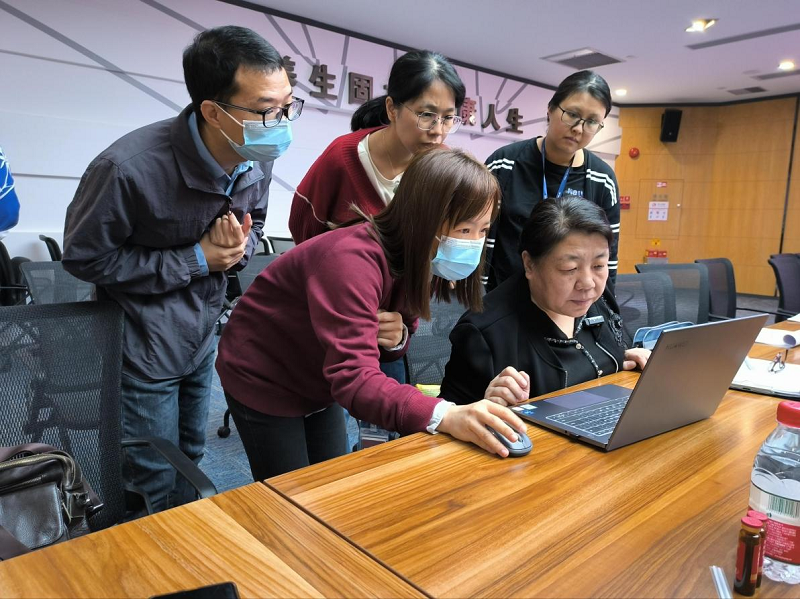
200;293;783;494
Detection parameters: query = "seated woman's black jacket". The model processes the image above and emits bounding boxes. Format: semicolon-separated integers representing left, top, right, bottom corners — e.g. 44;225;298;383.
440;271;627;404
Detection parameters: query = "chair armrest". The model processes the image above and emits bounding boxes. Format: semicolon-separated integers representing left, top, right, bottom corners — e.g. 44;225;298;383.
736;306;787;318
122;437;217;499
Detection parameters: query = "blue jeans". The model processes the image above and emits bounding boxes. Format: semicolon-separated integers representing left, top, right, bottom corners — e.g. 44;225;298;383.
120;345;215;517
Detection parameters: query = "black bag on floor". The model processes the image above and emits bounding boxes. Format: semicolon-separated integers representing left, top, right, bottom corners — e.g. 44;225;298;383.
0;443;102;560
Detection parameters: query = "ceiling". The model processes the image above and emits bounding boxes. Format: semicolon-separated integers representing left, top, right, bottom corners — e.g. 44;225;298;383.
239;0;800;105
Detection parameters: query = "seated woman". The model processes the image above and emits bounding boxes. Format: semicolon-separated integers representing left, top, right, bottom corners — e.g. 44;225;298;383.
440;197;649;406
216;148;527;480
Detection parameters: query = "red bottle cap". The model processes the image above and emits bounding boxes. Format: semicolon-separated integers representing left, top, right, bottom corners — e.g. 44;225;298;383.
777;401;800;428
747;510;768;523
741;516;762;532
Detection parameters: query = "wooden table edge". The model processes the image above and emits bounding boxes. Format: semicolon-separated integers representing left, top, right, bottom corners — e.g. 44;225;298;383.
260;480;435;599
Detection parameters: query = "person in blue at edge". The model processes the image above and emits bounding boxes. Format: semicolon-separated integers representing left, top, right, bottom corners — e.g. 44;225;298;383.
62;26;299;518
0;146;21;239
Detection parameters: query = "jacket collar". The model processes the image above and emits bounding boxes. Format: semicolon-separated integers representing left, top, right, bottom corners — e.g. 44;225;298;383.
169;105;266;195
513;273;564;372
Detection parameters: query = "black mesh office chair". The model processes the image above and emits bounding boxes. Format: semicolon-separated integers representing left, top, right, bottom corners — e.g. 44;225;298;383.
635;262;711;324
406;298;471;385
768;254;800;322
0;240;29;306
263;236;295;255
236;254;281;295
217;254;280;438
0;302;216;532
695;257;782;320
20;261;94;304
38;235;63;261
614;272;677;347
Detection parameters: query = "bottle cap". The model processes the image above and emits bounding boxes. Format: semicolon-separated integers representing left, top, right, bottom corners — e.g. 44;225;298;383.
777;401;800;428
746;510;768;523
741;516;762;532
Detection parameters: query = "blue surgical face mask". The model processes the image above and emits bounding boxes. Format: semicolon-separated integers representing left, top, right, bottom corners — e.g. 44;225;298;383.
431;235;485;281
218;106;292;162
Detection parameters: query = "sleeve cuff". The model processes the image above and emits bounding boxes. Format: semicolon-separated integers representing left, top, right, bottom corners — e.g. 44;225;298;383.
193;243;209;277
426;400;456;434
387;323;409;352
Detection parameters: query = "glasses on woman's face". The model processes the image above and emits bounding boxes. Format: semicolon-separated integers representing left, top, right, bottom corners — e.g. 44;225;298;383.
214;98;305;128
399;103;462;134
557;106;604;134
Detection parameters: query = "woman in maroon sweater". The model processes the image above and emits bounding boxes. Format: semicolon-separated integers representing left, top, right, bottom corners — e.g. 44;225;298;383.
288;50;466;244
217;148;527;479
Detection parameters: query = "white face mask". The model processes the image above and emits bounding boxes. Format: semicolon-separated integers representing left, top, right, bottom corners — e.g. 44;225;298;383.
217;106;293;162
431;235;485;281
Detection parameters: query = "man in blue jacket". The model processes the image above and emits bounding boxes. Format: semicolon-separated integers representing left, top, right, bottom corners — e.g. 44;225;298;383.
63;26;302;516
0;147;20;238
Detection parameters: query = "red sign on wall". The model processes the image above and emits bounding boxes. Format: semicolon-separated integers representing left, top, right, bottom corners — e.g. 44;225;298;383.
620;195;631;210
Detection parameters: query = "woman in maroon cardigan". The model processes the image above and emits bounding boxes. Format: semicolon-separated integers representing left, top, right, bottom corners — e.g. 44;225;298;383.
217;148;527;479
288;50;465;244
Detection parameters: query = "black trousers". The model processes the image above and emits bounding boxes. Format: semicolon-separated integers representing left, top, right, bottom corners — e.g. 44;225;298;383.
224;392;348;480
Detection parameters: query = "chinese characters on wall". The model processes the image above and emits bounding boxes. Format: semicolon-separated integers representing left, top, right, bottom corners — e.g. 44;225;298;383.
286;55;528;133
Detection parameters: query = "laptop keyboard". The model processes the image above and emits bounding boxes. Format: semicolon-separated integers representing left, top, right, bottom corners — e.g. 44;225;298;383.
546;396;630;438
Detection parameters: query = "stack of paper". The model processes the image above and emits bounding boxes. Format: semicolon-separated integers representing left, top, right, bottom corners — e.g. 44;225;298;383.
732;358;800;398
755;328;798;348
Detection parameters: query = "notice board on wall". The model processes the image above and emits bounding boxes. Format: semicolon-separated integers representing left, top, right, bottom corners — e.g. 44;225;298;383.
636;179;684;239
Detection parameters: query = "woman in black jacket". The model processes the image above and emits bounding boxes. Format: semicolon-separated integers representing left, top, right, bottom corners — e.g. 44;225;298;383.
440;197;649;406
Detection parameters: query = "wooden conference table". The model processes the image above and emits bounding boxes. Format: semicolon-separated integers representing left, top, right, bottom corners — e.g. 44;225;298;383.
0;483;425;598
268;320;800;598
0;321;797;597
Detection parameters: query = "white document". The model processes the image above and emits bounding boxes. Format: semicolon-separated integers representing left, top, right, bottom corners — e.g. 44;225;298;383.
789;313;800;323
755;328;799;348
732;358;800;398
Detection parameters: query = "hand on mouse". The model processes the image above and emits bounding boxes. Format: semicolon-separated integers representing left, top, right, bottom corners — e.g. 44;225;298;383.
484;366;530;406
437;399;527;458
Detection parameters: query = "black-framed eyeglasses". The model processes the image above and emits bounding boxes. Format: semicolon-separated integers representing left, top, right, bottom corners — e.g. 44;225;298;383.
399;103;462;133
557;106;604;133
214;98;304;128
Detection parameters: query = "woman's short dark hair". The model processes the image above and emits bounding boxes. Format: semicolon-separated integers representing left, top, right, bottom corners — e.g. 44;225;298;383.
351;50;466;131
548;70;612;117
183;26;284;123
519;197;612;262
367;148;499;319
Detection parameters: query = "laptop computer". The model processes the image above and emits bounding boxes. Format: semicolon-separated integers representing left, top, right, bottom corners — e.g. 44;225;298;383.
512;314;768;451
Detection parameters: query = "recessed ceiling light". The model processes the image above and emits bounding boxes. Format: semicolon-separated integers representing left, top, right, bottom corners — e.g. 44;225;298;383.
615;89;628;97
686;18;717;32
779;60;795;71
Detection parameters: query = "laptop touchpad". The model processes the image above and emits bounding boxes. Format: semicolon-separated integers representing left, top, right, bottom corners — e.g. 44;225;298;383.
548;391;612;409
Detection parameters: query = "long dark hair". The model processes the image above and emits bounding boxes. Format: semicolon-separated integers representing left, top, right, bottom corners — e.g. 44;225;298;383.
364;148;499;319
351;50;466;131
548;70;612;117
519;197;612;262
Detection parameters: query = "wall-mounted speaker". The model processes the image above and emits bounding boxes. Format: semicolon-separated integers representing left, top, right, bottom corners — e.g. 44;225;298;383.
660;109;682;143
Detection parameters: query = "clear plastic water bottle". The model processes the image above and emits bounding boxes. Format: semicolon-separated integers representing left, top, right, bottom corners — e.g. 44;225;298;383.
750;401;800;584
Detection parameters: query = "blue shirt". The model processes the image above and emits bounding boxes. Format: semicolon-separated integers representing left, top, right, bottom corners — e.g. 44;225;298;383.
187;112;253;275
0;147;20;236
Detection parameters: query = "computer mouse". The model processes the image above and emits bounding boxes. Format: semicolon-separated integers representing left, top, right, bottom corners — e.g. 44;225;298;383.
486;425;533;457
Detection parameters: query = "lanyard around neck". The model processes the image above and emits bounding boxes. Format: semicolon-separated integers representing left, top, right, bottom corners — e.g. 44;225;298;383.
541;138;575;200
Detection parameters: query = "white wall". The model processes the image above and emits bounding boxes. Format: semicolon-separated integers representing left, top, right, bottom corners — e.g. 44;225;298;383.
0;0;620;260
